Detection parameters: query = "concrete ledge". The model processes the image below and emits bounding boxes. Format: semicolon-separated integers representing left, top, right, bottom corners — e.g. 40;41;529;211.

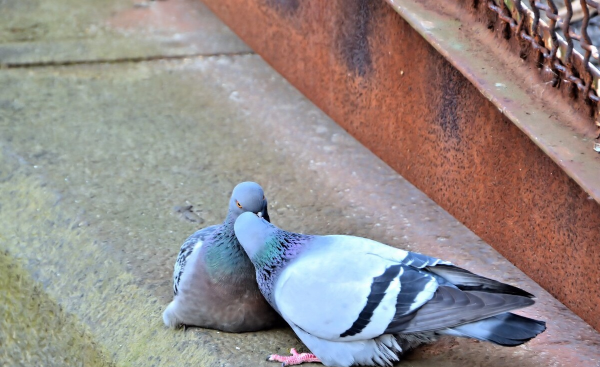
199;0;600;332
0;0;250;67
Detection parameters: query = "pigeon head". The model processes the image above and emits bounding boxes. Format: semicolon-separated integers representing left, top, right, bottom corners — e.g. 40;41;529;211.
234;211;274;260
229;182;270;222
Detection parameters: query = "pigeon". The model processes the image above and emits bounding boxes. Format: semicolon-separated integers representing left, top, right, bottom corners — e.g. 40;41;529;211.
233;212;546;367
162;182;281;332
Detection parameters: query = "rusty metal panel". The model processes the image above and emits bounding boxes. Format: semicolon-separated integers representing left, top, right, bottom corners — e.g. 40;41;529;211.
199;0;600;332
388;0;600;203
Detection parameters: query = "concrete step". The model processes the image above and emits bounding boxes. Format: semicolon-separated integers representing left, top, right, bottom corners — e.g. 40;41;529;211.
0;0;250;67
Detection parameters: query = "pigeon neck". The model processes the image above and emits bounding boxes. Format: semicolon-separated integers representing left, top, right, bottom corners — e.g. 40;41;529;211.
253;230;313;304
204;212;253;279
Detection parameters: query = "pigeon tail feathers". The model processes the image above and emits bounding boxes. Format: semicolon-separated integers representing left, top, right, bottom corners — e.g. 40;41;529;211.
163;300;182;328
441;312;547;346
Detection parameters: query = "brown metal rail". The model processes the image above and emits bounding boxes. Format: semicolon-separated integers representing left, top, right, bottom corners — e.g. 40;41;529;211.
200;0;600;332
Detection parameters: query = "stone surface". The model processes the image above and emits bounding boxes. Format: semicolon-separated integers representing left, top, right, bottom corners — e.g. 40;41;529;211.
0;0;250;66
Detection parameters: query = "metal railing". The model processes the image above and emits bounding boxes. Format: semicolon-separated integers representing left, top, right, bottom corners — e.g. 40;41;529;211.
480;0;600;132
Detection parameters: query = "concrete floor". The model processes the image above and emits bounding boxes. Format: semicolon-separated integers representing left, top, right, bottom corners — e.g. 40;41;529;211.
1;0;599;366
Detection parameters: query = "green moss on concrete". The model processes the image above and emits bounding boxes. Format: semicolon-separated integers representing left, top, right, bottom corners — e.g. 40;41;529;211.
0;250;113;367
0;153;217;366
0;0;129;43
0;61;306;367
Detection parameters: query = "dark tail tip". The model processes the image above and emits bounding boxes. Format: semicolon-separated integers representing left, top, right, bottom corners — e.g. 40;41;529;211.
450;313;546;347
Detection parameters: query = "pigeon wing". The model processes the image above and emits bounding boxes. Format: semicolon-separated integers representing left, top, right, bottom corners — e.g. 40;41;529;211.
385;285;535;333
173;225;218;295
383;264;536;333
274;236;439;342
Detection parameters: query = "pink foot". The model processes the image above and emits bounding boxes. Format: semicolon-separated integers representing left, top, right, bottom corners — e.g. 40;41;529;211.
267;348;321;366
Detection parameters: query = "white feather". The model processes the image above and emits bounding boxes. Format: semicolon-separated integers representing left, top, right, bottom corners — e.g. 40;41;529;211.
193;239;203;252
287;321;401;367
407;274;437;313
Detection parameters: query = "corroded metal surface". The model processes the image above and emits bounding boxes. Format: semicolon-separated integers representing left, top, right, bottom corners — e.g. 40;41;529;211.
388;0;600;205
199;0;600;332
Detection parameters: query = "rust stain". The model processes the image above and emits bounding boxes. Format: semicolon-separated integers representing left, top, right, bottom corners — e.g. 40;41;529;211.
335;0;378;77
265;0;301;15
429;60;466;143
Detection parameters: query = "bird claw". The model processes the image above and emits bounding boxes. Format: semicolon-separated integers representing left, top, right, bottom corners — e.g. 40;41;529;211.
267;348;321;366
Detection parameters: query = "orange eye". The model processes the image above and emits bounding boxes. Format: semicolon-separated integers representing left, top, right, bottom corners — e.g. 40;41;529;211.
236;201;243;209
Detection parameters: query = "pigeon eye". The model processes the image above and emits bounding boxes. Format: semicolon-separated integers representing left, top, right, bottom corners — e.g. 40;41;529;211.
236;201;243;209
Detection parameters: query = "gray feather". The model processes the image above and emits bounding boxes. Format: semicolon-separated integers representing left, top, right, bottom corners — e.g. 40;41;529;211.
426;264;534;297
441;313;547;346
388;286;535;333
173;225;217;296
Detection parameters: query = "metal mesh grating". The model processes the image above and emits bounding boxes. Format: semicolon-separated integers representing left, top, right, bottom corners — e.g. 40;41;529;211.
481;0;600;129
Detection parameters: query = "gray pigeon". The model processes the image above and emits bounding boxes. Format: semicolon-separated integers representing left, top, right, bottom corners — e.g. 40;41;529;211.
163;182;280;332
234;212;546;367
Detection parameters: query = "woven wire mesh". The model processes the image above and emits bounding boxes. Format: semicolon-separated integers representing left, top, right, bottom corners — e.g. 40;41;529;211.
483;0;600;122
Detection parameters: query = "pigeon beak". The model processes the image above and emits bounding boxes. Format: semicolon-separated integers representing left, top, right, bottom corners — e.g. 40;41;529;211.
261;202;270;223
257;211;263;218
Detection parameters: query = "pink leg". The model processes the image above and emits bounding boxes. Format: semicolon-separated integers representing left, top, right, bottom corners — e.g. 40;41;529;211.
267;348;321;366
